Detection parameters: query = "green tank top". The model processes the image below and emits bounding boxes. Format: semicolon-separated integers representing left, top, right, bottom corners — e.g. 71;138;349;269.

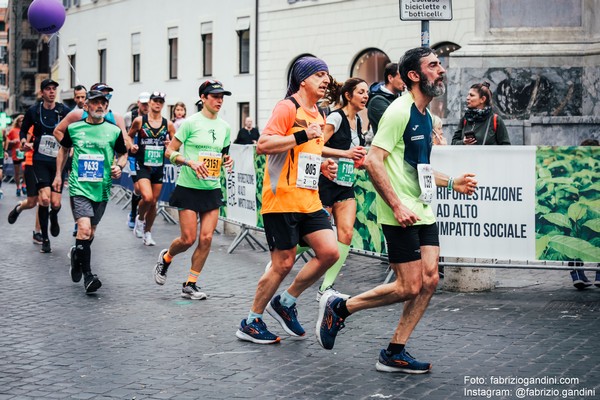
66;120;123;202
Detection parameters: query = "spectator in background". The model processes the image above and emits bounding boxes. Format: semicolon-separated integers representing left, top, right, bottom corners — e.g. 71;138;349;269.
171;101;187;131
234;117;260;145
431;115;447;146
73;85;87;109
569;138;599;289
367;62;405;136
452;82;510;146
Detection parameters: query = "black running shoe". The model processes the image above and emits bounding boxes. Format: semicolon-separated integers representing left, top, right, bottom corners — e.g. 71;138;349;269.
50;211;60;237
69;246;82;283
84;274;102;293
8;204;21;224
32;231;43;245
40;239;52;253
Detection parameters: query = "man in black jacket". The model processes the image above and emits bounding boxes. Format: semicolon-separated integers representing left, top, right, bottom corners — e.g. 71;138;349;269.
367;62;405;135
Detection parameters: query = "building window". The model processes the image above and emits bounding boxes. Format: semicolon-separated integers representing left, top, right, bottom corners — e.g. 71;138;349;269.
68;54;76;88
131;33;141;83
168;38;178;79
350;48;390;86
238;102;249;131
98;49;106;83
0;73;6;86
202;33;213;76
168;27;178;80
238;29;250;74
133;54;140;82
430;42;460;118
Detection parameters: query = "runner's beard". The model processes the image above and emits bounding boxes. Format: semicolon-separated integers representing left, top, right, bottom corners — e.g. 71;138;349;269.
420;76;446;98
89;110;107;119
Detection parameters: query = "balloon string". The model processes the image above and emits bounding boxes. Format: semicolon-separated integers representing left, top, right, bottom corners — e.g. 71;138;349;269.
51;32;80;86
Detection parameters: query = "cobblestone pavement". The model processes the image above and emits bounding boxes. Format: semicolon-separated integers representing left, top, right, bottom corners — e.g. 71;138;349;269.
1;186;599;400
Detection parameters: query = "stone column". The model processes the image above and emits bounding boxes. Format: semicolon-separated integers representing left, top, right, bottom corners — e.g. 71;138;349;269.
443;258;496;292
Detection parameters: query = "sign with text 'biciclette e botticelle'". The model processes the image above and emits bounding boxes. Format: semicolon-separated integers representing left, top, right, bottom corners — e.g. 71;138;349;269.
399;0;453;21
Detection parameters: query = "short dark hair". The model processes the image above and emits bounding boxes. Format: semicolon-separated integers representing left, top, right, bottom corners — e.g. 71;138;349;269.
398;47;435;91
74;85;87;92
383;63;399;85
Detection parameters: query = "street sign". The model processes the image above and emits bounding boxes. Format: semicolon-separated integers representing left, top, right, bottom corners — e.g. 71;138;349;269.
399;0;453;21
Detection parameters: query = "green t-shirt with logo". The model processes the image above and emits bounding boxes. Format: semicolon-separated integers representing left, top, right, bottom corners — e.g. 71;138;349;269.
174;112;231;190
62;120;126;202
372;94;436;226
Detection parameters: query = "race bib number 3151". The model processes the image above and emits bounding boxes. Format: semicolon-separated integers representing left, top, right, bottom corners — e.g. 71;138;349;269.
198;151;222;180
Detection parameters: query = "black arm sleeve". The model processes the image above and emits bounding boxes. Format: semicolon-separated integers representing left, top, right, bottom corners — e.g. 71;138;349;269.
221;145;230;155
114;133;127;155
60;128;73;148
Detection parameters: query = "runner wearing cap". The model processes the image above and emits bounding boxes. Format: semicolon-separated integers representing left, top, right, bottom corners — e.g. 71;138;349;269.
127;91;175;245
124;92;151;230
153;80;234;300
8;79;71;253
54;83;128;145
235;56;340;344
53;90;128;293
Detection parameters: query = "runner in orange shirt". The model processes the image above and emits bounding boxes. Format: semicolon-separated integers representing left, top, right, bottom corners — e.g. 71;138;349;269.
236;56;339;344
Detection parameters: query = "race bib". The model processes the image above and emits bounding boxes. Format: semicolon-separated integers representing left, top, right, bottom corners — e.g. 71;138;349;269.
144;145;164;167
334;157;355;187
296;152;320;190
38;135;59;158
78;154;104;182
417;163;435;204
198;151;222;180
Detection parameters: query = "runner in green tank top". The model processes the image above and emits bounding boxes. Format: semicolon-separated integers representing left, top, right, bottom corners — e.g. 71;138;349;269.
53;90;128;294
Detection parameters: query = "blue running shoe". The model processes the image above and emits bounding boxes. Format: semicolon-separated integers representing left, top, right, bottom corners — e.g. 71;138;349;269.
127;212;135;230
236;318;280;344
266;295;305;337
570;270;592;290
375;349;432;374
316;292;345;350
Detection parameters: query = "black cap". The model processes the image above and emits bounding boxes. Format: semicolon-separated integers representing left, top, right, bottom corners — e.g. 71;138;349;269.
149;91;166;101
40;79;59;90
90;83;114;92
198;80;232;97
86;90;110;101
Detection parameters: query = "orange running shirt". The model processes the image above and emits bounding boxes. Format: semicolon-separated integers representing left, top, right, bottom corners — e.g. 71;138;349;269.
261;94;326;214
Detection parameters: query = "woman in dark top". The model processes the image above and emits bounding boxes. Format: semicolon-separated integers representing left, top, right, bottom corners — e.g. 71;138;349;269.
452;81;510;146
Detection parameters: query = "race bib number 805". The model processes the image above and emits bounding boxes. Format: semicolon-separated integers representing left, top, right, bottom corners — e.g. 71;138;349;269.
296;152;320;190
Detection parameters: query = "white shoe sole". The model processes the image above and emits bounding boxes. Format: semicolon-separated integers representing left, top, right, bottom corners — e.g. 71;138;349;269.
375;361;431;374
181;292;207;300
235;329;279;344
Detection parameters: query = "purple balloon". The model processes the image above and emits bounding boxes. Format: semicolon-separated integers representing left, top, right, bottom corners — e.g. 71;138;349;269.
27;0;66;34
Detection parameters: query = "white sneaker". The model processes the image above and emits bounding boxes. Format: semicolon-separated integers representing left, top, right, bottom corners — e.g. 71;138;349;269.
133;216;145;238
181;282;207;300
143;231;156;246
316;286;350;302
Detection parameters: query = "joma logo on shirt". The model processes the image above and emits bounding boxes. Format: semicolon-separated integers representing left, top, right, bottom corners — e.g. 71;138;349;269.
411;135;425;141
